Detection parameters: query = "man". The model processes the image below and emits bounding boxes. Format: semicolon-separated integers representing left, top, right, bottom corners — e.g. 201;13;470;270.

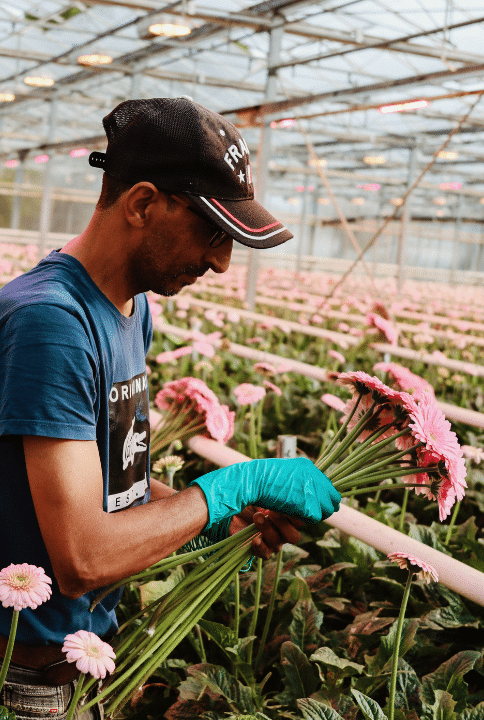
0;98;340;718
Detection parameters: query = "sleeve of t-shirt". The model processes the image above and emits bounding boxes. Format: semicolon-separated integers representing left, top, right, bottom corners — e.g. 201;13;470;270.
0;304;98;439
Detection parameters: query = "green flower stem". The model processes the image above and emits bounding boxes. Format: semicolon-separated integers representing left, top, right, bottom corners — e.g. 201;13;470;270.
90;527;257;611
66;673;85;720
249;405;258;459
332;443;423;486
330;428;412;480
388;569;413;720
317;393;363;463
195;624;207;663
246;557;263;665
333;463;436;489
0;610;18;695
255;549;283;671
398;489;410;532
256;398;264;448
101;542;252;717
85;534;256;713
317;402;378;473
444;500;461;545
340;482;432;498
233;572;240;640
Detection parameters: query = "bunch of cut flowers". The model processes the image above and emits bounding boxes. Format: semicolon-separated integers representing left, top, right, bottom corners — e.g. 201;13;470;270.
85;372;466;716
150;376;235;456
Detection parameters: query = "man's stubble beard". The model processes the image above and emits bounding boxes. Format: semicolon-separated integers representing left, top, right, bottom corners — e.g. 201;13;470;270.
130;227;208;297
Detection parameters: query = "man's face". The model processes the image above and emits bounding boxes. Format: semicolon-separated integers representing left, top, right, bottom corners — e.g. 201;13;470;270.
129;195;233;297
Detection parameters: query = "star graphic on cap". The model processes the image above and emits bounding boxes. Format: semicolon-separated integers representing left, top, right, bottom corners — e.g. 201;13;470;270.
219;129;226;136
238;170;245;183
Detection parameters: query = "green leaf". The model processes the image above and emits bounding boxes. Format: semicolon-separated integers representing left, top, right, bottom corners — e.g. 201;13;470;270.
297;698;345;720
429;690;457;720
390;658;421;713
407;524;451;555
0;706;16;720
426;586;479;629
139;565;185;606
289;600;324;650
310;647;364;677
276;641;319;704
421;650;481;712
198;619;238;652
180;664;256;714
351;689;388;720
366;619;418;675
283;574;313;604
460;702;484;719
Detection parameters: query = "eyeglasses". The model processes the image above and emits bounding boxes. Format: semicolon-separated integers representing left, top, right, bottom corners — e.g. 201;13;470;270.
170;195;230;248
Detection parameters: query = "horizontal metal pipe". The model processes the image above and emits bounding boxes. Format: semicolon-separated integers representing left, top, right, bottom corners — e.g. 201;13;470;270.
186;434;484;608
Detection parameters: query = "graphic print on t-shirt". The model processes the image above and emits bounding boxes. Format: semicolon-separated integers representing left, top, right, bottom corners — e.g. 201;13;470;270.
108;371;149;512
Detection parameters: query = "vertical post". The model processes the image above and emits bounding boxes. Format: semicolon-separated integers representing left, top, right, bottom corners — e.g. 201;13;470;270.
38;100;58;258
296;183;309;274
450;194;462;285
276;435;297;459
10;160;24;230
245;25;283;310
396;144;417;292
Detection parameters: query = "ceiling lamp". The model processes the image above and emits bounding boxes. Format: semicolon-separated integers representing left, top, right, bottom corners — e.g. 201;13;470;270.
24;76;54;87
0;93;15;102
352;197;365;205
318;198;331;205
390;198;404;206
378;99;429;114
363;155;386;164
309;158;327;167
149;21;191;36
70;148;89;158
433;197;446;206
436;209;445;217
358;183;380;191
480;198;484;205
439;182;462;190
438;151;458;160
77;54;113;66
287;197;299;206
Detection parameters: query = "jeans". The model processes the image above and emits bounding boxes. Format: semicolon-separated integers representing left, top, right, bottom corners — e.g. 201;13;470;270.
0;662;103;719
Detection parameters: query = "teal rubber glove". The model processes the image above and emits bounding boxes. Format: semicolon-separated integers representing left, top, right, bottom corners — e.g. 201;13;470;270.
189;457;341;531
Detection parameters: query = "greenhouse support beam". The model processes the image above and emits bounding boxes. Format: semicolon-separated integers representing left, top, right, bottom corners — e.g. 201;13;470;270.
396;144;418;292
186;434;484;609
10;161;24;231
38;100;58;259
246;24;282;311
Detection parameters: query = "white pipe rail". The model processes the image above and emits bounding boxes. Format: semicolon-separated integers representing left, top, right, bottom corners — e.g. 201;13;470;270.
154;320;484;430
187;435;484;608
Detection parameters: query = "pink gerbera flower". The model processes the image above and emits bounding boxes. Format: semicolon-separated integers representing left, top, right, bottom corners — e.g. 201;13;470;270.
62;630;116;679
205;404;235;444
193;340;216;359
233;383;266;406
366;313;399;345
253;362;277;376
0;564;52;611
328;350;345;364
264;380;282;396
321;393;346;412
388;552;439;584
374;362;434;400
408;392;462;461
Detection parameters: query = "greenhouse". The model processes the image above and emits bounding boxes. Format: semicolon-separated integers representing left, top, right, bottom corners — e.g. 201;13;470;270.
0;1;484;718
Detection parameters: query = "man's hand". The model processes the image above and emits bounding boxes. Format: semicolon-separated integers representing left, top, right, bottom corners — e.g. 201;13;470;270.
229;507;303;560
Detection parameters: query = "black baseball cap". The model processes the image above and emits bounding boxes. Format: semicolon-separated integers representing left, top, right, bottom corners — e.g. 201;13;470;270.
89;97;293;249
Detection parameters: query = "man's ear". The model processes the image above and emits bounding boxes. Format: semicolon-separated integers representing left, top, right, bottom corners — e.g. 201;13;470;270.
123;182;168;228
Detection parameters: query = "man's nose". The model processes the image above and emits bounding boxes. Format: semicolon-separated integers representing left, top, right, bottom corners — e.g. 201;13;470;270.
205;238;233;274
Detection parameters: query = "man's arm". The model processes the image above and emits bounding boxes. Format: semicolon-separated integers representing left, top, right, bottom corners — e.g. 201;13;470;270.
24;436;209;600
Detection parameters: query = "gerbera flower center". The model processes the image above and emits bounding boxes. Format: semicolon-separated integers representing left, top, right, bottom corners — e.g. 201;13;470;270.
86;646;102;658
11;574;31;588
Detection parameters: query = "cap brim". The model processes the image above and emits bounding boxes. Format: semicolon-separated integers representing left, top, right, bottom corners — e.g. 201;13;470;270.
188;195;293;249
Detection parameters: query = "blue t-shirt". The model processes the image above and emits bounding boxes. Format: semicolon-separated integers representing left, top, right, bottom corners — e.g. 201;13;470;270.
0;250;153;644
